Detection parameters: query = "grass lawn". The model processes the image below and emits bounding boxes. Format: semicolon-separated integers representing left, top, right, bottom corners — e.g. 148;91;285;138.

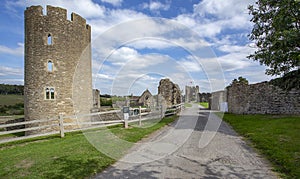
184;103;192;108
0;95;24;106
222;113;300;178
0;115;177;178
199;102;209;108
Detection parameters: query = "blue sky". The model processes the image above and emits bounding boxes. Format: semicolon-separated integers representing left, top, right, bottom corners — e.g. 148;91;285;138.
0;0;275;96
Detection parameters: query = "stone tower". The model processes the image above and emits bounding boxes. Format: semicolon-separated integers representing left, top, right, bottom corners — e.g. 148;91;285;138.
185;85;199;102
24;5;93;132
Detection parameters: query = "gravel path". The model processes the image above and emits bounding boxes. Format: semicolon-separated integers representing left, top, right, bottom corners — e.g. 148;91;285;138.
95;104;278;178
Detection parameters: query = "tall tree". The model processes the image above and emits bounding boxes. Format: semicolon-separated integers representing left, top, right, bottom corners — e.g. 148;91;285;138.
248;0;300;76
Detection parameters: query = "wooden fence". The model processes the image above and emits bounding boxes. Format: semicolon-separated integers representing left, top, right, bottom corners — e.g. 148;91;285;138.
0;103;184;144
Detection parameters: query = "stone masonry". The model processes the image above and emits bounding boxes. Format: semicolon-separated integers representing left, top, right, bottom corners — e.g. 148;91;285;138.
185;85;199;102
24;5;93;134
138;89;153;107
210;90;226;111
158;78;182;107
227;82;300;114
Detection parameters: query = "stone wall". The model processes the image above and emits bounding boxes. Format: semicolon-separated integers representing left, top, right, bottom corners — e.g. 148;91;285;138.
227;82;300;114
158;79;182;107
24;5;93;134
210;90;226;111
138;89;153;107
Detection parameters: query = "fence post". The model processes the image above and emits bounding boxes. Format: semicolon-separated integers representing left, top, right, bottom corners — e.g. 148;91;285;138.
139;106;142;126
59;114;65;138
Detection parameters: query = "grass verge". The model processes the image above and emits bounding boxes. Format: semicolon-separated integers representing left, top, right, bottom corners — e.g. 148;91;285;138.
0;115;177;178
199;102;209;108
184;103;192;108
222;113;300;178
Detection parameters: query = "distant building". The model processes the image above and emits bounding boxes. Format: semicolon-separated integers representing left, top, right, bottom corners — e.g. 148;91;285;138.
129;89;153;107
185;85;199;102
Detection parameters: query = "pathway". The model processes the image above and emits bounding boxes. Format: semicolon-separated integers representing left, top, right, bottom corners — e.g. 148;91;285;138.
95;104;277;178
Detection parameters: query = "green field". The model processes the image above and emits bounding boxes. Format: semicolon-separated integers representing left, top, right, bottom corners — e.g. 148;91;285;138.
199;102;209;108
222;113;300;178
0;95;24;106
0;115;177;178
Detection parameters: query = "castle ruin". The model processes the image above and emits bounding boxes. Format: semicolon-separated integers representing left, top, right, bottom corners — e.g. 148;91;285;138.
185;85;199;103
24;5;93;133
158;79;182;107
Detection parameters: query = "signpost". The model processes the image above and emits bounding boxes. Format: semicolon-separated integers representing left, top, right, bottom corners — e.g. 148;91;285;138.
123;106;129;128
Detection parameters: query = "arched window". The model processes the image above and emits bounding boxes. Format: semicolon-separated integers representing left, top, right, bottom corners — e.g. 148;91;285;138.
47;34;52;45
47;61;53;72
45;87;50;99
45;87;55;100
50;88;55;99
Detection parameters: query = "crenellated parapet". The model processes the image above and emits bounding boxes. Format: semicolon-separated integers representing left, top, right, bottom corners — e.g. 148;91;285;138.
25;5;90;31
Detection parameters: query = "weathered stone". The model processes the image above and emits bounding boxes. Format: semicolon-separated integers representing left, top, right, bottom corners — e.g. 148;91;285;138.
210;90;227;111
24;5;93;134
158;78;182;107
185;85;199;102
138;89;153;107
227;82;300;114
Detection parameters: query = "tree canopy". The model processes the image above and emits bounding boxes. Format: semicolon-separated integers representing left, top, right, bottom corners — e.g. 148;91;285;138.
0;84;24;95
248;0;300;76
229;76;249;86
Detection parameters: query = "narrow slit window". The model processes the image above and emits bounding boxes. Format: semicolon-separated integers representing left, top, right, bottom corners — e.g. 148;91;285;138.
47;34;52;45
47;61;53;72
50;88;55;99
45;88;50;99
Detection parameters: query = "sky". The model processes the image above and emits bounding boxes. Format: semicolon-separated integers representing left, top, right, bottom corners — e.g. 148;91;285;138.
0;0;275;96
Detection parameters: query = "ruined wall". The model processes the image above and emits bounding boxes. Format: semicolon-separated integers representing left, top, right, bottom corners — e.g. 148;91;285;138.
227;82;300;114
158;79;182;107
93;89;100;109
138;89;153;107
185;85;199;102
210;90;227;111
24;5;92;134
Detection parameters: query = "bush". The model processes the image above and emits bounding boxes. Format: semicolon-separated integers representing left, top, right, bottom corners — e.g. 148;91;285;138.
100;98;112;106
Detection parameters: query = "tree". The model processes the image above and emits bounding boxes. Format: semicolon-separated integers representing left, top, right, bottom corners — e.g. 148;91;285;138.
248;0;300;76
229;77;249;86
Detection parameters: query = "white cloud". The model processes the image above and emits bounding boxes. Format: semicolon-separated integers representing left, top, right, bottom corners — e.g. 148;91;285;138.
0;66;23;76
142;1;170;11
101;0;123;7
128;39;175;49
93;73;114;80
193;0;253;19
175;0;254;38
178;56;203;72
0;43;24;56
0;78;24;85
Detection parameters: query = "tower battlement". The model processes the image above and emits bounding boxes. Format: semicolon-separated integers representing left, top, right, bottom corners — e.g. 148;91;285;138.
25;5;90;30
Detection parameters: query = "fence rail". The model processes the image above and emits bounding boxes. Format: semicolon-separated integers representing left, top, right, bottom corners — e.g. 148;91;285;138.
0;103;184;144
